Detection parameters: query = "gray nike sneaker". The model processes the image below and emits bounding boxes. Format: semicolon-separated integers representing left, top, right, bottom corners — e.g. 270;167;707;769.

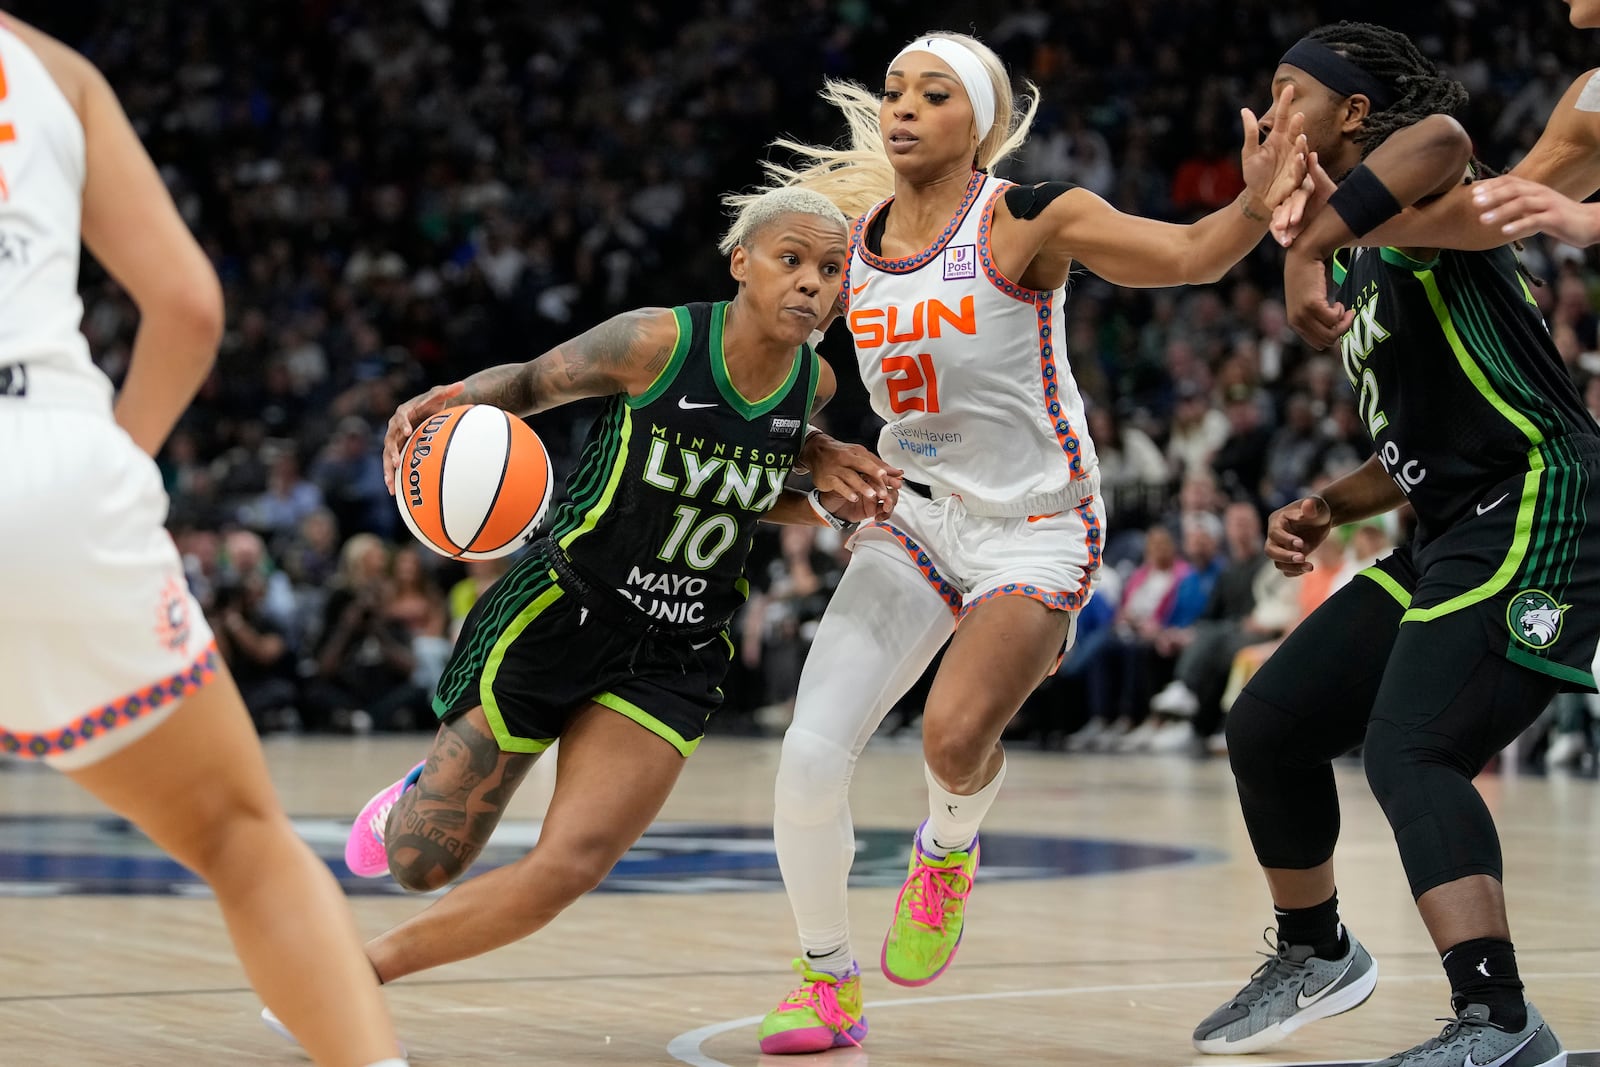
1367;1002;1564;1067
1193;928;1378;1054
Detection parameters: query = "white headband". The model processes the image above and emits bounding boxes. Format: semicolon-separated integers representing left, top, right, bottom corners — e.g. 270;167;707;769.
890;37;996;142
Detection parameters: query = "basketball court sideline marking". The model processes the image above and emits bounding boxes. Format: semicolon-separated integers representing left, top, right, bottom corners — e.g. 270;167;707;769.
2;948;1598;1006
666;973;1600;1067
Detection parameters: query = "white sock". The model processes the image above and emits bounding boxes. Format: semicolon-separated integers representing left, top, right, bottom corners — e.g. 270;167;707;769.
363;1060;408;1067
920;757;1006;858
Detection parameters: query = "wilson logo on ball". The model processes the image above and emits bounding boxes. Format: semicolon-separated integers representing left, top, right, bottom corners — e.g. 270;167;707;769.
395;404;554;560
406;412;452;511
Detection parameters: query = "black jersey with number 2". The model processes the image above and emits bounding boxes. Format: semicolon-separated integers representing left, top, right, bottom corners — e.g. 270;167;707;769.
1331;244;1598;541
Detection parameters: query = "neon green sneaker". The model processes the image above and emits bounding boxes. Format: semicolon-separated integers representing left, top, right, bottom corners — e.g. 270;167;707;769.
880;821;978;987
757;959;867;1054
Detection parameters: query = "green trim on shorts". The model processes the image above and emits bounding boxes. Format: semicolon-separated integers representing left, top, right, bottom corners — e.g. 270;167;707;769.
476;582;568;753
1356;566;1412;608
1401;462;1544;624
434;559;559;713
1504;644;1595;689
593;691;700;757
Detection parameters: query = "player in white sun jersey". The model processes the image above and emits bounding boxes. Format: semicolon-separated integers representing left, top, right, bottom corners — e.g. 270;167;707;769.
744;30;1309;1053
0;14;403;1066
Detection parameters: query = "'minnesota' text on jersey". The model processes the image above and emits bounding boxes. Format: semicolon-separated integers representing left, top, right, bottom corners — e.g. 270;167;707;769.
1332;244;1599;539
544;301;816;629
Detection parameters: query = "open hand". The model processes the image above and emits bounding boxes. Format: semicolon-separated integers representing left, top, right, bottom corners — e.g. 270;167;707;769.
1473;175;1600;247
1241;84;1308;215
1272;151;1337;247
383;381;466;494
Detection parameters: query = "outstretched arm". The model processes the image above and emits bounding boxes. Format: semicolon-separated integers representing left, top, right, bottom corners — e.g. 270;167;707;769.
1286;69;1600;253
1284;115;1475;348
381;308;679;492
1038;85;1307;287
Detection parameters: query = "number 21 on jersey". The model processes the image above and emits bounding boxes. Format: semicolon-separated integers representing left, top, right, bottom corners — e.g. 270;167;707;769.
882;353;940;414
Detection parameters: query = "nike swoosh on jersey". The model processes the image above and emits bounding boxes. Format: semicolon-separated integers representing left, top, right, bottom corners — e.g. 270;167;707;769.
1477;493;1510;516
678;397;718;410
1295;957;1355;1010
850;281;868;296
1464;1026;1544;1067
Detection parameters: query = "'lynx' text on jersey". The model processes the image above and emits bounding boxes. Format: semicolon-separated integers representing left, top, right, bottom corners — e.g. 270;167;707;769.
543;301;816;630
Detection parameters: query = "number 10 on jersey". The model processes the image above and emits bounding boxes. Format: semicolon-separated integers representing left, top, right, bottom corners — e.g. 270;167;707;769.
882;353;940;414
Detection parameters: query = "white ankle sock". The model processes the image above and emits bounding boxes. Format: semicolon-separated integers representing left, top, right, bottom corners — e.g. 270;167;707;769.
363;1059;408;1067
919;757;1006;858
799;945;856;979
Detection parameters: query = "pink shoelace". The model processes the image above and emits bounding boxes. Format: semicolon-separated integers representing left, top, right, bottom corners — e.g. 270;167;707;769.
778;975;862;1045
904;857;973;931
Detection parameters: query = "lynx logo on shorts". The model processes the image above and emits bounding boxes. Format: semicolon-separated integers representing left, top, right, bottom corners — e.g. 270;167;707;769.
154;576;191;653
1507;589;1567;649
943;243;976;280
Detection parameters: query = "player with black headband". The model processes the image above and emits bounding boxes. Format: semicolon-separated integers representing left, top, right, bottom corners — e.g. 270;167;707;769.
1193;22;1586;1067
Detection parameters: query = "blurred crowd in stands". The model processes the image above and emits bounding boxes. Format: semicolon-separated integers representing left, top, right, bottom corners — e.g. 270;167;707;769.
21;0;1600;767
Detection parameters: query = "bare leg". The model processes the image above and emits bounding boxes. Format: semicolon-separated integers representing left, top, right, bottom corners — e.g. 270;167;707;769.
921;596;1074;793
367;701;685;982
67;663;401;1067
1264;861;1338;910
382;707;538;893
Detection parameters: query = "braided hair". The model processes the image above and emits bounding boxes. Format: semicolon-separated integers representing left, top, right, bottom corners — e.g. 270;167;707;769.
1310;22;1538;281
1307;22;1469;156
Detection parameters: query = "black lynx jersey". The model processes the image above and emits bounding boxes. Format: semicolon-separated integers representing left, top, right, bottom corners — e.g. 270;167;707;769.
544;301;817;630
1332;244;1599;542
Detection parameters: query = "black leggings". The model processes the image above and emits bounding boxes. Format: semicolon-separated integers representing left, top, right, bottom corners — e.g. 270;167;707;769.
1226;573;1559;899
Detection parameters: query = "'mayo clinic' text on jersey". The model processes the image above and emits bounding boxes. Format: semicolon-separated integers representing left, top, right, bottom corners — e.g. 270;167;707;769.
1332;244;1599;540
544;301;816;628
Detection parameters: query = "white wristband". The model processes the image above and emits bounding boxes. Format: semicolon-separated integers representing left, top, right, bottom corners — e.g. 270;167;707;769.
807;488;858;534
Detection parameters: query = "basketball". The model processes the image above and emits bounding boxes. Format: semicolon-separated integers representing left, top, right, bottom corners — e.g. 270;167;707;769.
395;404;554;560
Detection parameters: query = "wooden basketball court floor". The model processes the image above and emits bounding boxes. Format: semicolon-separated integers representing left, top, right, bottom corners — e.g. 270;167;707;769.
0;735;1596;1066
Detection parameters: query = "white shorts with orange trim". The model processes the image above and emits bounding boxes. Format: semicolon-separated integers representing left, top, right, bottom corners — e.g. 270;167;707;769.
0;404;217;768
851;484;1103;631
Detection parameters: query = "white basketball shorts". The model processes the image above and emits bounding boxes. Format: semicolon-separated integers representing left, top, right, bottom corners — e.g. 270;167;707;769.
0;404;217;768
850;485;1103;664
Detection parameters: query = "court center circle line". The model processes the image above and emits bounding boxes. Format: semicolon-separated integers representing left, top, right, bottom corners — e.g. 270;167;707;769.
666;970;1600;1067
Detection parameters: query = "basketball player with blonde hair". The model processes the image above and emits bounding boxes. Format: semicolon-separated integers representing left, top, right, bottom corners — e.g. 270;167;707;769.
742;30;1310;1054
246;190;894;1048
0;13;405;1067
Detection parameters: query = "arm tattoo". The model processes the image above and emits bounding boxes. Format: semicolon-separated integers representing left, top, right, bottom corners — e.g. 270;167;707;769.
460;309;666;414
